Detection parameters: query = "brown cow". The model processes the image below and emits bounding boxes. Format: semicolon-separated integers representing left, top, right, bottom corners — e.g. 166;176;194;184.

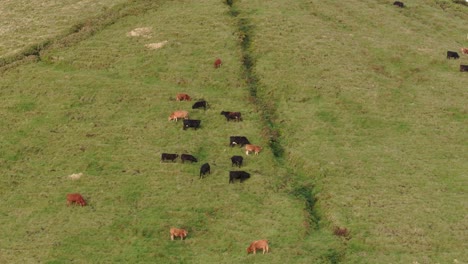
461;48;468;55
66;193;86;206
245;144;262;155
247;239;269;254
170;227;188;240
176;93;191;101
168;110;189;121
214;58;222;68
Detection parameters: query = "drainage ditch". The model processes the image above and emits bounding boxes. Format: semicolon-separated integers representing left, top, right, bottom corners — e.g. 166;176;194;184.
225;0;321;232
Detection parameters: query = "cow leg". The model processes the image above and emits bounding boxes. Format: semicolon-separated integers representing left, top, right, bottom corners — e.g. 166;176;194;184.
246;151;249;155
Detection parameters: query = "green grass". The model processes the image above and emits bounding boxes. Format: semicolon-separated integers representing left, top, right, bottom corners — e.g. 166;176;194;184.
1;0;467;263
235;0;467;263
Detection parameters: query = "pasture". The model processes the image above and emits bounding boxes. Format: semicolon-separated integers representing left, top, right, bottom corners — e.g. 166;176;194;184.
0;0;467;263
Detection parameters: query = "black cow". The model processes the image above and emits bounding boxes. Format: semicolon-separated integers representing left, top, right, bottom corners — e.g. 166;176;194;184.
447;51;460;59
200;163;210;179
229;171;250;183
192;100;207;110
161;153;178;162
393;1;404;8
231;155;243;168
460;65;468;72
229;136;250;147
183;119;201;130
221;111;242;122
181;154;198;163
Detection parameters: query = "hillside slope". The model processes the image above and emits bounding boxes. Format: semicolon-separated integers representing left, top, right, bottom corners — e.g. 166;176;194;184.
0;0;467;263
234;0;467;263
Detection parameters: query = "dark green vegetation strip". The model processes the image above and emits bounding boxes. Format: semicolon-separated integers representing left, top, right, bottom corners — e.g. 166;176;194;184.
226;0;284;159
226;0;324;243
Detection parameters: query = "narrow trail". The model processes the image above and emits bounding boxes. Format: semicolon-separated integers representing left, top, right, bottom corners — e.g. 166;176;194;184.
0;1;163;73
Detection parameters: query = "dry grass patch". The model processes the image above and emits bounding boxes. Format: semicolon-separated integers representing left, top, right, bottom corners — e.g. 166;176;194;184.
145;41;168;50
126;27;152;38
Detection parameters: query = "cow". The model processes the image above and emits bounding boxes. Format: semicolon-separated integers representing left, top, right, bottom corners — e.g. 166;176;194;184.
168;110;189;121
66;193;87;207
192;100;207;110
200;163;210;179
231;155;243;168
229;136;250;147
220;111;242;122
460;65;468;72
393;1;404;8
176;93;191;101
161;153;179;162
214;58;222;68
170;227;188;240
447;51;460;59
181;154;197;163
461;48;468;55
183;119;201;130
247;240;269;254
245;144;262;155
229;171;250;183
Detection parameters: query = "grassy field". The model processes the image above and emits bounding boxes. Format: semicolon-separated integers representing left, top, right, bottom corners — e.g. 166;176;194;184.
234;0;467;263
0;0;467;263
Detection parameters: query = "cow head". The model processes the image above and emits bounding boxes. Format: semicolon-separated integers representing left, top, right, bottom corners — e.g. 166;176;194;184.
79;199;87;206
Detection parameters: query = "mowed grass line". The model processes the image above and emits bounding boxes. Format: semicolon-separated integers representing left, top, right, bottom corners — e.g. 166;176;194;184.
236;0;467;263
0;0;127;60
0;0;340;263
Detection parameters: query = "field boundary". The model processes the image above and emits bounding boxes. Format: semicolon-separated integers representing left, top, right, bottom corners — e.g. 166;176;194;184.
0;0;164;73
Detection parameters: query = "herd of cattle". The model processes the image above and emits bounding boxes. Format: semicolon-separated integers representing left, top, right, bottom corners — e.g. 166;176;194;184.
393;1;468;71
66;58;269;254
66;1;467;253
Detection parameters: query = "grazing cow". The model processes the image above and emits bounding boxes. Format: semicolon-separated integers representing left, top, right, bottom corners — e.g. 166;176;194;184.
168;110;189;121
231;155;243;168
181;154;198;163
221;111;242;122
200;163;210;178
461;48;468;55
176;93;191;101
447;51;460;59
214;58;222;68
393;1;404;8
170;227;188;240
161;153;179;162
229;136;250;147
183;119;201;130
245;144;262;155
460;65;468;72
229;171;250;183
192;100;207;110
66;193;87;207
247;240;269;254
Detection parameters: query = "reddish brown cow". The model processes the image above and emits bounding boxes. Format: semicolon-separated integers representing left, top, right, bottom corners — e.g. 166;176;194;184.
176;93;191;101
170;227;188;240
168;110;189;121
245;144;262;155
214;58;222;68
247;239;269;254
461;48;468;55
66;193;86;206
